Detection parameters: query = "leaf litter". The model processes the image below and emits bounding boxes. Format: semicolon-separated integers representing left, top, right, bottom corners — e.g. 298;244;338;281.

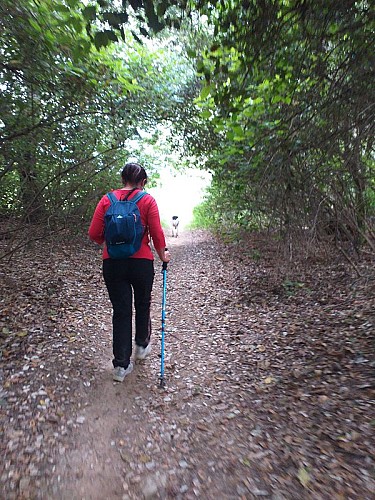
0;228;374;499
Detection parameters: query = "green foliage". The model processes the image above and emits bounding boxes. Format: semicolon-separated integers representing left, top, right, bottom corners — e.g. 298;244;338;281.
250;249;261;262
186;0;375;250
1;0;373;258
0;0;195;228
190;200;215;230
282;279;305;297
82;0;189;48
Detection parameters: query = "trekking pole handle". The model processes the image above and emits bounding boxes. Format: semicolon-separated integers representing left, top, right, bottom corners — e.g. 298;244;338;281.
162;247;168;271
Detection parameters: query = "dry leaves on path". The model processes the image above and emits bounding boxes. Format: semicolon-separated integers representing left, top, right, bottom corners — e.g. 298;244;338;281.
0;229;374;499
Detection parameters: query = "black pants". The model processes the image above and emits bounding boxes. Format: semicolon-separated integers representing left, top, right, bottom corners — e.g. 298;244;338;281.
103;258;155;369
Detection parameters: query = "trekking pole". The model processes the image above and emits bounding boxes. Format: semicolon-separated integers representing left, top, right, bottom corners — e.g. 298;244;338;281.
159;253;168;388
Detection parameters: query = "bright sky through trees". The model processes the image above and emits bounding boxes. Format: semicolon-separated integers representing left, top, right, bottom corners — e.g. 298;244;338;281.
126;126;211;229
148;168;211;228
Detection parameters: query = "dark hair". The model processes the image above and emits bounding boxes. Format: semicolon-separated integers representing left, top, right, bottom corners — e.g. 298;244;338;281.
121;163;147;186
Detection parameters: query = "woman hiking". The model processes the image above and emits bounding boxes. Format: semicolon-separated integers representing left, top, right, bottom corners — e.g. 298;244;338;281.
88;163;170;382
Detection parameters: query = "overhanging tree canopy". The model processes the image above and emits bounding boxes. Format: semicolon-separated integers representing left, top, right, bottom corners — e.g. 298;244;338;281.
0;0;373;257
0;0;197;229
182;0;374;251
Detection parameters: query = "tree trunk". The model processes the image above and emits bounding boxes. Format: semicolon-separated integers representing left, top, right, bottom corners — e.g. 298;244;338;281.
18;146;46;223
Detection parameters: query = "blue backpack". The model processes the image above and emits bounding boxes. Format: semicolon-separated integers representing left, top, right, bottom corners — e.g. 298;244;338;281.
104;189;148;259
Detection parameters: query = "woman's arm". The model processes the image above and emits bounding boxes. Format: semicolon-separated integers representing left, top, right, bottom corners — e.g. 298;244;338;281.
88;196;107;245
147;198;170;262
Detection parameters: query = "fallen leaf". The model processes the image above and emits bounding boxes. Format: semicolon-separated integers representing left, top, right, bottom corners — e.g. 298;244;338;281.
298;467;311;487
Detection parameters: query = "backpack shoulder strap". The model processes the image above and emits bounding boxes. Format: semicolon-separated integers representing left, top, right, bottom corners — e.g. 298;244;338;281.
107;192;118;204
130;191;148;204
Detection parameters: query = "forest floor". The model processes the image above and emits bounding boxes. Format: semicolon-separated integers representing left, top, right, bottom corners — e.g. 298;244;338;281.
0;228;374;500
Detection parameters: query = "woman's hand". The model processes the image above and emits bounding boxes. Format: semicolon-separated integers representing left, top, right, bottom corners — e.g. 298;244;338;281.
158;248;171;263
163;249;171;263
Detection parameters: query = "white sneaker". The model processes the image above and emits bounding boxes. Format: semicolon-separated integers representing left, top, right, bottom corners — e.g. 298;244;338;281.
113;362;133;382
135;343;152;360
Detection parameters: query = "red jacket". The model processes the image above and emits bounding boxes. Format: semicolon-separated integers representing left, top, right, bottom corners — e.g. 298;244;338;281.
88;188;166;260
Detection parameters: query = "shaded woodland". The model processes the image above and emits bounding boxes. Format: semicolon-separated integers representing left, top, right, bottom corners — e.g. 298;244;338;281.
0;0;374;259
0;1;374;498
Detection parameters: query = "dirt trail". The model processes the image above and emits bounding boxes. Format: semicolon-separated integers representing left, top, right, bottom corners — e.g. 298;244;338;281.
47;230;248;499
1;229;373;499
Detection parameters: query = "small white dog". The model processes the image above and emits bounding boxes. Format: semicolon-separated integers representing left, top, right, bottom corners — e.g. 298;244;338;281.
171;216;179;237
